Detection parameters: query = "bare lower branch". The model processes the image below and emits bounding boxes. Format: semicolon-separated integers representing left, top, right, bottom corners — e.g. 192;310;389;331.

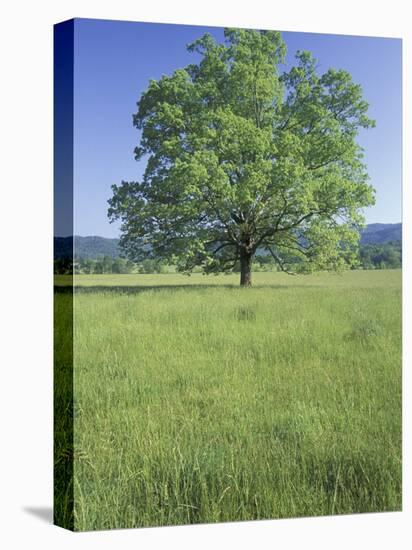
211;241;236;255
267;246;296;275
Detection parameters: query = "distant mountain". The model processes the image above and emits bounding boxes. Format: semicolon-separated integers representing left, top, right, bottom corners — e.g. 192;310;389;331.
55;223;401;259
360;223;402;244
54;236;120;259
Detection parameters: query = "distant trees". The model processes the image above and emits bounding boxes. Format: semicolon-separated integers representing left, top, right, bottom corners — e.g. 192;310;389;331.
137;259;169;274
53;242;401;274
88;256;135;274
54;257;75;275
359;241;401;269
54;256;136;275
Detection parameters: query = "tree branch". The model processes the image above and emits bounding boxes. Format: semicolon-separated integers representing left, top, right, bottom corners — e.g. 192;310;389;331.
211;241;236;255
267;246;296;275
307;148;350;171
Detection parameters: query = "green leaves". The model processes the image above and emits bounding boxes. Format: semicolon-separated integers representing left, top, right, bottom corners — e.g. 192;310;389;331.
108;28;376;280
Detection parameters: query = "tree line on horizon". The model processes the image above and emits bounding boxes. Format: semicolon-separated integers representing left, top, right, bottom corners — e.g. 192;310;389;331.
54;240;401;275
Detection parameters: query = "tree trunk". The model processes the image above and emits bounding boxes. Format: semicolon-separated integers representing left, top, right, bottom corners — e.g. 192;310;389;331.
240;248;252;287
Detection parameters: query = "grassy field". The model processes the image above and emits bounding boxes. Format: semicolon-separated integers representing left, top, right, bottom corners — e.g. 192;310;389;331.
55;270;402;530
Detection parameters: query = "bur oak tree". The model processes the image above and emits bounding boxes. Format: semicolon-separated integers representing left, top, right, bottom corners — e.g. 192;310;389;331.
108;28;375;286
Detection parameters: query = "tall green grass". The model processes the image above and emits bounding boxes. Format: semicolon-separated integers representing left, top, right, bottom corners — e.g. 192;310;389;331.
59;270;401;530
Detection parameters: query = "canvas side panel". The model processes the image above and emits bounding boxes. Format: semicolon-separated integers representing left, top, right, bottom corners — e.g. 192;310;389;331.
53;19;75;532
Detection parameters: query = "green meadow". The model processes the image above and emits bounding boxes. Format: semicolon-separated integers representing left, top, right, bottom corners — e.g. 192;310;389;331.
55;270;401;530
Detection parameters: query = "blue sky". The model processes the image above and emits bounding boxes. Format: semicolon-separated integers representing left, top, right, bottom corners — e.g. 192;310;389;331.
72;18;402;238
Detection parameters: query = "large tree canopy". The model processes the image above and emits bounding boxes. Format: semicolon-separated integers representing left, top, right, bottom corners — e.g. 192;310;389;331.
108;28;375;286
